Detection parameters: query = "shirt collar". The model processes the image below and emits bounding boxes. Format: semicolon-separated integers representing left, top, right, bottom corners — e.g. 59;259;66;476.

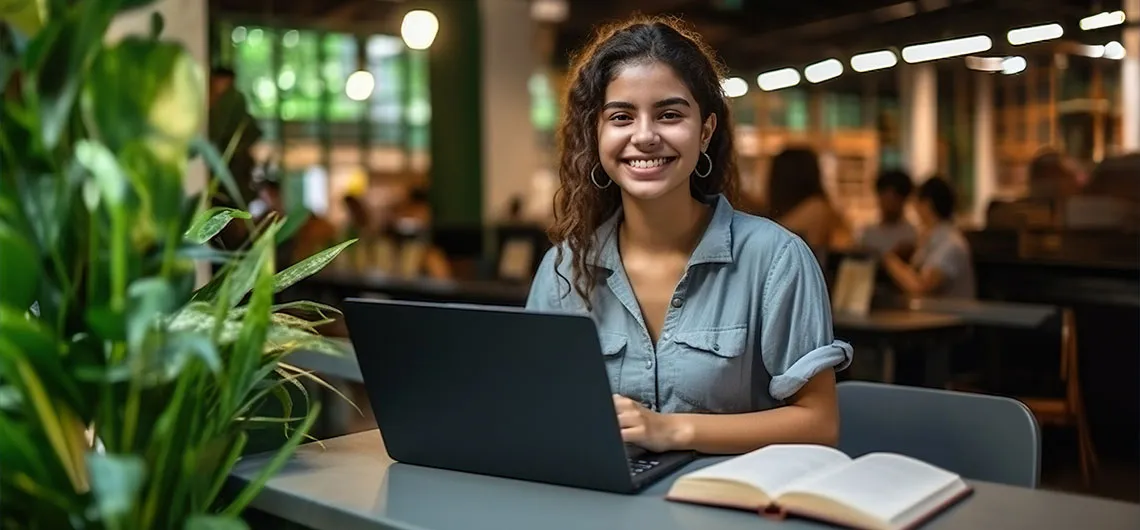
588;194;735;271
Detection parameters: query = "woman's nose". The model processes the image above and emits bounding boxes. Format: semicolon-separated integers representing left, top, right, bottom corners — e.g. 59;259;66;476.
630;122;660;148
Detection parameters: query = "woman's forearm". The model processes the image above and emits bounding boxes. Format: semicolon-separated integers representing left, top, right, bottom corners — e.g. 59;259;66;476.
661;370;840;454
882;252;926;295
665;402;838;454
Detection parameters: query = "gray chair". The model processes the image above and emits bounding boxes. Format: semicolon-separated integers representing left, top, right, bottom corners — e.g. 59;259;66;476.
837;380;1041;488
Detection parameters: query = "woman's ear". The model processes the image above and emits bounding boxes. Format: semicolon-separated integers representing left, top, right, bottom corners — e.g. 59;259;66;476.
701;113;718;150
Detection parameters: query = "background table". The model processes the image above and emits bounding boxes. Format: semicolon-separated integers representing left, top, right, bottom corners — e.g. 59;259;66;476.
833;310;970;385
229;430;1140;530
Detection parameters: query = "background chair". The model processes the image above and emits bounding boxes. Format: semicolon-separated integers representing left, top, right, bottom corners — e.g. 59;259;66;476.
1016;308;1098;487
837;380;1041;488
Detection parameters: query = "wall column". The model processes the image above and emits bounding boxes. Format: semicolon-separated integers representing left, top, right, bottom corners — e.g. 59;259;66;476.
414;0;483;226
1122;0;1140;150
973;72;997;225
479;0;540;222
899;63;939;180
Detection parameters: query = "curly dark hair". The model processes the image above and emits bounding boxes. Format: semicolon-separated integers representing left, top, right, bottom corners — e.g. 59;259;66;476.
548;15;739;308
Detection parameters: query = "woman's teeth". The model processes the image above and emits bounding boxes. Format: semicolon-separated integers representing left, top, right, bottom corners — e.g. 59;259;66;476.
627;158;671;169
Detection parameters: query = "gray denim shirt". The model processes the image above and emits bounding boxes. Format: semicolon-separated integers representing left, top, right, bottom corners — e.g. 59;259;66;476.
525;194;853;414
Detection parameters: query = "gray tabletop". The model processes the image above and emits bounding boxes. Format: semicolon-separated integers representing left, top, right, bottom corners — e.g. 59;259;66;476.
230;430;1140;530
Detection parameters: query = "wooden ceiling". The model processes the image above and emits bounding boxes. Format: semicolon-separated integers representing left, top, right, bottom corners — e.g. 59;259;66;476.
210;0;1127;74
553;0;1127;72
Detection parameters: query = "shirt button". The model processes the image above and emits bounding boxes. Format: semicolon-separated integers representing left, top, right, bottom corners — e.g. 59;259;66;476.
670;297;683;308
712;343;720;352
661;332;671;341
645;358;654;369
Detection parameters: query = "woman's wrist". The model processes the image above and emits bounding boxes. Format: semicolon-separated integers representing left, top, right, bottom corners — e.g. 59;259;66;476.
663;413;696;450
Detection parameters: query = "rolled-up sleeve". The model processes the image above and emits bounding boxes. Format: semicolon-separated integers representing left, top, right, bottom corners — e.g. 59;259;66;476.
760;238;853;400
525;247;562;311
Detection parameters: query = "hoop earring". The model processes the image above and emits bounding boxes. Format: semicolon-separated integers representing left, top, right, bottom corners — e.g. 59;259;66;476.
693;151;713;179
590;164;612;189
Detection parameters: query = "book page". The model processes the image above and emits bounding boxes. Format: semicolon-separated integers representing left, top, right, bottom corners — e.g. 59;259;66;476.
778;453;965;524
683;445;851;496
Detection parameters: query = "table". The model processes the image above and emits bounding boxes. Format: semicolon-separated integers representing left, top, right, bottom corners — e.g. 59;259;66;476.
301;270;531;307
833;310;970;385
229;430;1140;530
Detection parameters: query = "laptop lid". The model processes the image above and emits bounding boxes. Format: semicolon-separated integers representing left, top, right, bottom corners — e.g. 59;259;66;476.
342;298;638;492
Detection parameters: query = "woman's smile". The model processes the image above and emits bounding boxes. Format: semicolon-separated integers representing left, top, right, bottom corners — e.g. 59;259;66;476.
622;156;678;178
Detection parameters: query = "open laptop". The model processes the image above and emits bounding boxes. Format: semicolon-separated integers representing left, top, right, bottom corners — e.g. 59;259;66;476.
342;297;697;494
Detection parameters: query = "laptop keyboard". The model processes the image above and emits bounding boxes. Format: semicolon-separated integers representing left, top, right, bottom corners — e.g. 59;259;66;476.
628;456;661;475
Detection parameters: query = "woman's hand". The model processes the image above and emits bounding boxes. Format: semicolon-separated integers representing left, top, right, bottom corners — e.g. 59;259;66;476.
613;395;689;452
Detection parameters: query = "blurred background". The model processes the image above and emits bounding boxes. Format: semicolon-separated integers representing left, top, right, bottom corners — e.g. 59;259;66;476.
156;0;1137;505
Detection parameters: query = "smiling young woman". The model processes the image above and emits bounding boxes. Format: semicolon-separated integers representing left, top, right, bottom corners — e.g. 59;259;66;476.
525;15;853;455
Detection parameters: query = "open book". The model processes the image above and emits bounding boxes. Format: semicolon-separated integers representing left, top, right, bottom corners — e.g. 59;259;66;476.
665;445;972;530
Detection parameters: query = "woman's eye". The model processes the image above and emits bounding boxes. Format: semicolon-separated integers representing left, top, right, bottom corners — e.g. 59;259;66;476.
609;114;632;122
660;111;682;120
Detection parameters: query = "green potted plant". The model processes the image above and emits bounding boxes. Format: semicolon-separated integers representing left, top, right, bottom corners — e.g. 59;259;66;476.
0;1;355;528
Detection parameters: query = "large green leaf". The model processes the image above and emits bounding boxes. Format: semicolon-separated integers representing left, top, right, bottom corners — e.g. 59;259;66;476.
0;220;40;309
0;0;47;38
86;452;146;520
26;0;121;150
81;37;203;163
184;206;251;245
0;304;85;412
74;140;128;207
0;338;89;493
272;238;356;293
0;303;59;363
14;162;85;255
81;41;202;254
125;277;176;350
148;331;221;383
185;515;250;530
0;22;18;89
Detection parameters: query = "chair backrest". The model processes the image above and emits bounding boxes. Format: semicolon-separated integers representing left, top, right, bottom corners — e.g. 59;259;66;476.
837;381;1041;488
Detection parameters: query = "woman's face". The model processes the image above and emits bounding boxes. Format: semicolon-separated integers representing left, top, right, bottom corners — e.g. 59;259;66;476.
596;61;715;202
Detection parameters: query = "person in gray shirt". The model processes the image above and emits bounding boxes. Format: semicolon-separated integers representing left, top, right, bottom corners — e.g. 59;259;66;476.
881;176;976;299
525;16;852;455
859;169;918;257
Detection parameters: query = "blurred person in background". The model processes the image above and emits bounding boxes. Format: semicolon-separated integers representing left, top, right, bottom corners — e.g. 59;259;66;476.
1064;152;1140;229
375;186;452;279
858;168;917;258
209;67;262;206
340;193;380;271
1026;148;1083;204
206;67;263;252
987;147;1082;228
767;146;852;251
881;175;975;299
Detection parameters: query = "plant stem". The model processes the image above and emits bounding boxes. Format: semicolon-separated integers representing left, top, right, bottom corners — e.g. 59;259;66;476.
110;210;127;364
160;220;178;278
121;377;140;453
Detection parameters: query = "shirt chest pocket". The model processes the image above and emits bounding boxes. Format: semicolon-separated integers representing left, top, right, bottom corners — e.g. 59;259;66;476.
598;331;628;393
668;325;751;413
